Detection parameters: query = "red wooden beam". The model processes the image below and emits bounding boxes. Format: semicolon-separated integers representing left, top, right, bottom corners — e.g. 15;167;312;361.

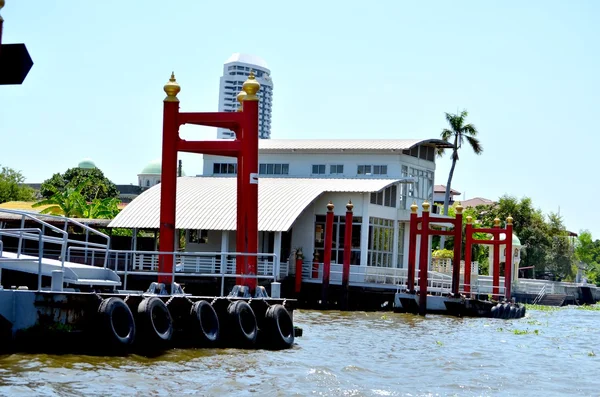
179;111;244;130
177;139;241;156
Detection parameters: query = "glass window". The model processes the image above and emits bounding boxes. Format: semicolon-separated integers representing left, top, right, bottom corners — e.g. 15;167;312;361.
259;164;266;174
274;164;282;174
312;164;325;174
267;164;274;174
213;163;219;174
282;164;289;175
330;164;344;174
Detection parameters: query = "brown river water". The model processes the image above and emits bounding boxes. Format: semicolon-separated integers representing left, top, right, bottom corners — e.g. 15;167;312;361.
0;306;598;396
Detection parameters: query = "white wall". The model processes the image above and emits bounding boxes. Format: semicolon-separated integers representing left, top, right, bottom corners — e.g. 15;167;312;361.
203;151;436;179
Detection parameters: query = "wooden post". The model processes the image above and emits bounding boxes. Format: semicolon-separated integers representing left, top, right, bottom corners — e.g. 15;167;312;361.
452;203;463;296
464;216;473;296
407;202;418;292
341;200;354;309
321;202;334;307
418;201;431;315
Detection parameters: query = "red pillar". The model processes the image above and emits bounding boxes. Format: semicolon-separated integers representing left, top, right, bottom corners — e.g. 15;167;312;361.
407;202;418;292
464;216;473;295
241;75;260;291
492;218;501;300
418;201;431;315
342;200;354;309
158;73;180;285
504;216;514;300
235;93;246;281
452;204;463;296
295;250;303;294
322;202;334;307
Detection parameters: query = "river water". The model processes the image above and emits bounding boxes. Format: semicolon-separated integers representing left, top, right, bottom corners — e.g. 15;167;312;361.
0;306;598;396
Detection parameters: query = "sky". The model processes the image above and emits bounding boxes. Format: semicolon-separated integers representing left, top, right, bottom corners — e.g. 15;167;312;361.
1;1;599;236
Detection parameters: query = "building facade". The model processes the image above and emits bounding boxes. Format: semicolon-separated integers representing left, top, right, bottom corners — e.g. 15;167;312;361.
112;139;451;274
217;53;273;139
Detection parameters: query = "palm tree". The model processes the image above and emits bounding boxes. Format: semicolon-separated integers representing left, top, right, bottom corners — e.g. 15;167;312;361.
32;182;88;218
438;109;483;248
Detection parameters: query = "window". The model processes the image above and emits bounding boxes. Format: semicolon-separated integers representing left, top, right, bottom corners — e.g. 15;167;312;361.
312;164;326;175
314;215;362;266
359;165;387;175
213;163;237;175
259;163;289;175
368;217;396;267
370;185;397;208
357;165;371;175
403;145;435;162
330;164;344;174
189;230;208;244
400;166;434;209
146;180;150;187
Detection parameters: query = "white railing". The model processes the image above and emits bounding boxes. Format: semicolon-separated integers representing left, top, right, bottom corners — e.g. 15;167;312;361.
0;209;110;268
0;228;45;291
532;284;547;305
66;246;282;294
431;258;479;275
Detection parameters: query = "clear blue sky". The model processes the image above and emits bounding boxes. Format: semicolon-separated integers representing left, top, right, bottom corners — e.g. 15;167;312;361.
1;1;598;236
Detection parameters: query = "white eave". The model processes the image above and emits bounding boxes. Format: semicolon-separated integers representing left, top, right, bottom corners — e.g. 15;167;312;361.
258;138;452;153
108;177;405;232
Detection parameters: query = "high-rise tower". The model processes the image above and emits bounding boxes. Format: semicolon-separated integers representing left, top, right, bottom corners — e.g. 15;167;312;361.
217;53;273;139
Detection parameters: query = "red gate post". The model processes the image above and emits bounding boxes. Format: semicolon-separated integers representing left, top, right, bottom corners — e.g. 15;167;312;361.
492;217;501;300
418;201;431;315
451;203;463;296
464;216;473;296
235;90;246;281
407;202;418;292
504;216;514;301
158;73;181;286
341;200;354;309
295;249;304;294
322;201;335;307
241;72;261;291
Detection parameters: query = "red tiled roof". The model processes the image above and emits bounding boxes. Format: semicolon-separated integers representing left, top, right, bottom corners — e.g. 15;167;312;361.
461;197;496;208
434;184;461;195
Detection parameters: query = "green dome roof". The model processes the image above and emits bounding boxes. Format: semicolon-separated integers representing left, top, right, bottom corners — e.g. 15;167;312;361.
78;158;96;169
493;233;522;247
139;159;186;176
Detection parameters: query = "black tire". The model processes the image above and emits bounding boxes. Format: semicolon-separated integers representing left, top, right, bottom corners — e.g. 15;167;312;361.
502;303;510;319
97;297;136;351
520;305;526;318
509;305;518;319
227;300;257;347
263;304;294;350
190;300;220;346
137;297;173;346
496;303;505;319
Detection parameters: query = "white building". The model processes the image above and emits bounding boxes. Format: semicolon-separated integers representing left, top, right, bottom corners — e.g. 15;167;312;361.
217;53;273;140
137;159;185;190
113;139;450;272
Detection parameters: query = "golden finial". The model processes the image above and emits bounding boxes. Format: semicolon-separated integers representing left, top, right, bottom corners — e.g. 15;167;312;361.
455;202;463;215
466;215;473;224
163;72;180;102
236;90;246;112
422;200;430;212
242;70;260;101
410;201;418;214
346;200;354;212
507;215;513;225
327;201;334;212
493;217;501;227
0;0;5;20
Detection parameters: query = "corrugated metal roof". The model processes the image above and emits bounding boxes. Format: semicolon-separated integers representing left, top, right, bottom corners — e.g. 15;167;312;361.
108;177;402;232
258;138;452;152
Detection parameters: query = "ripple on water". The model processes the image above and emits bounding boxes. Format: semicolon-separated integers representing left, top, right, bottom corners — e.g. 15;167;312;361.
0;307;598;395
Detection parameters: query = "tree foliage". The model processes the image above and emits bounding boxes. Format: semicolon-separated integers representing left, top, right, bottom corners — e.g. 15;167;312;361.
33;180;120;219
438;109;483;249
0;165;35;204
40;167;119;202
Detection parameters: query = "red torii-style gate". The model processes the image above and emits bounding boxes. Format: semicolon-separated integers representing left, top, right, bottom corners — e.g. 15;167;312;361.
464;215;514;301
407;201;515;314
159;72;260;291
407;201;463;314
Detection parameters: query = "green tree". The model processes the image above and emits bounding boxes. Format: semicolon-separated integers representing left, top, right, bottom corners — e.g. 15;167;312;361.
574;230;600;284
40;167;119;202
0;165;35;203
438;110;483;248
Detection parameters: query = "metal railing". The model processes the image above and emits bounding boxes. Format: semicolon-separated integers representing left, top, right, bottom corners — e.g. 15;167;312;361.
0;228;44;291
532;284;547;305
0;209;110;268
66;246;281;295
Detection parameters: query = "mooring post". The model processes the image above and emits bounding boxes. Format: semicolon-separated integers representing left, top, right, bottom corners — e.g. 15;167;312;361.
464;216;473;296
418;201;430;315
451;202;463;296
341;200;354;309
492;217;501;300
241;72;261;292
294;248;303;294
407;202;418;292
504;216;514;300
321;201;335;307
158;73;180;285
